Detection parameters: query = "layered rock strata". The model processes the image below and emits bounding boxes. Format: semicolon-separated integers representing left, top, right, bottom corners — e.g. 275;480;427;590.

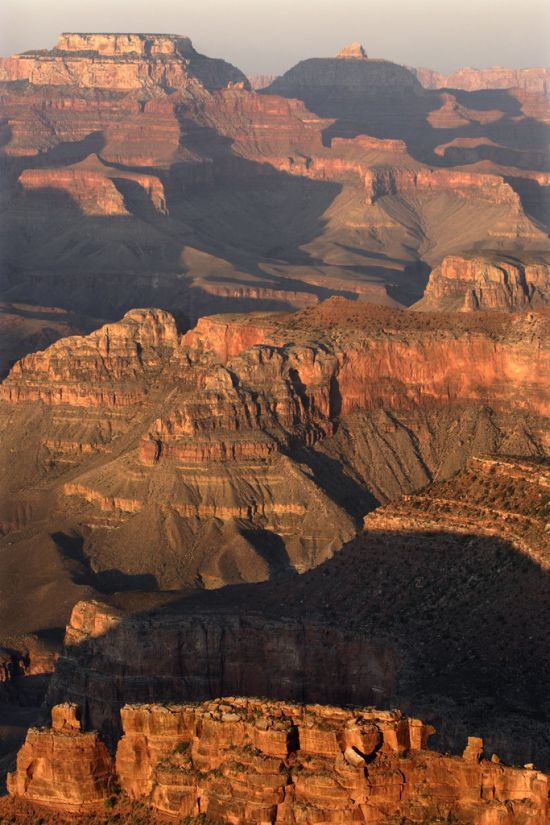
414;65;550;97
416;254;550;311
0;33;249;91
7;700;549;823
48;599;398;741
0;300;548;591
41;454;550;769
1;35;548;321
363;454;550;570
6;703;113;810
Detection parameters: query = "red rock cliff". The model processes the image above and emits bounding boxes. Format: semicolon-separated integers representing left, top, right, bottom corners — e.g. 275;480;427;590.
6;703;113;810
416;255;550;311
0;32;249;91
0;301;548;590
7;700;549;823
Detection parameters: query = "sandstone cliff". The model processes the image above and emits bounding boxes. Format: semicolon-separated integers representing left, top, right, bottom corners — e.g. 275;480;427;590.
6;700;549;823
0;33;249;91
1;300;548;593
40;455;550;769
416;254;550;311
6;703;113;809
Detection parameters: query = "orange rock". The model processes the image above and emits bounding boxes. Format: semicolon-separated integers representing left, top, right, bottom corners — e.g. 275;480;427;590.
0;33;249;91
417;254;550;312
7;706;113;809
51;703;81;733
9;699;549;822
337;43;368;59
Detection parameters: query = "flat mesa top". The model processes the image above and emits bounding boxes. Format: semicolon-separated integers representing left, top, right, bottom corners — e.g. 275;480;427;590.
54;32;195;57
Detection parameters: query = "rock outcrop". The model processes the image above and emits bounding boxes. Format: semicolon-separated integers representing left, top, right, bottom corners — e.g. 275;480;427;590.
1;300;548;592
336;42;368;59
6;703;113;809
416;254;550;311
7;700;549;823
0;32;249;91
19;153;168;216
414;65;550;97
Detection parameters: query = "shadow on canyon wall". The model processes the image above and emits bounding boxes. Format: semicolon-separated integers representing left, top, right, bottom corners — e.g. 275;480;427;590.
19;526;546;773
264;82;550;171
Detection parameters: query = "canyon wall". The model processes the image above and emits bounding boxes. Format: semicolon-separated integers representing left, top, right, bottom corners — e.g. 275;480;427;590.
416;255;550;311
33;454;550;770
0;33;249;91
1;301;548;590
414;65;550;97
47;599;399;741
7;700;549;823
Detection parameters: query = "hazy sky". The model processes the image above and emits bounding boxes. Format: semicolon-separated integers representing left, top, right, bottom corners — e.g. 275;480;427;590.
1;0;549;75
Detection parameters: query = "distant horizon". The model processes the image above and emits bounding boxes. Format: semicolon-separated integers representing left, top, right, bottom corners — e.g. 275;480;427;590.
1;0;549;75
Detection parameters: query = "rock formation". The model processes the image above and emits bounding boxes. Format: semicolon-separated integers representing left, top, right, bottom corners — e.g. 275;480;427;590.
0;32;549;819
6;703;113;809
337;42;368;59
7;700;549;823
40;454;550;769
0;33;249;91
0;34;547;323
0;300;547;594
416;254;550;311
414;65;550;97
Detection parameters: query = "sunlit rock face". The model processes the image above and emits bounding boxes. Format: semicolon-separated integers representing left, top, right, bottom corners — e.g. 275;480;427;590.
7;700;549;823
0;300;548;591
0;32;249;91
415;255;550;311
6;703;113;810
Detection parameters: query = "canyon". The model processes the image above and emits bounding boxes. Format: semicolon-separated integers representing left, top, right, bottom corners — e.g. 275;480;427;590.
0;300;547;595
0;302;548;782
0;35;548;337
0;29;549;825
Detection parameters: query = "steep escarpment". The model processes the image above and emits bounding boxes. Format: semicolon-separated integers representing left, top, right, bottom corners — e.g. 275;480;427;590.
0;33;249;91
47;600;398;741
39;455;550;769
6;700;548;824
1;301;547;595
416;254;550;311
